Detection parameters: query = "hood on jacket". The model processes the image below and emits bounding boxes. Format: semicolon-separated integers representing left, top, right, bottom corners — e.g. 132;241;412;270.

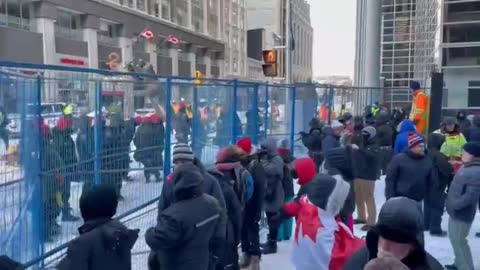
260;138;278;154
399;120;416;133
427;133;445;151
80;184;118;221
457;111;467;121
365;197;427;268
172;163;204;201
295;158;317;185
441;117;460;134
306;174;351;217
325;146;354;178
375;111;390;126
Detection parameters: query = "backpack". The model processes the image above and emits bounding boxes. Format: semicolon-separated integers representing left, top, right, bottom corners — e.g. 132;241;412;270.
210;167;253;211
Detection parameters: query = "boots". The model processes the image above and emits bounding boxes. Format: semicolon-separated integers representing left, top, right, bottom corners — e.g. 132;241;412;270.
249;256;260;270
261;240;277;255
239;253;251;268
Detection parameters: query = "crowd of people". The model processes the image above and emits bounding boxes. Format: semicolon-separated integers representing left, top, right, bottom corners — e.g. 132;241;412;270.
2;81;480;270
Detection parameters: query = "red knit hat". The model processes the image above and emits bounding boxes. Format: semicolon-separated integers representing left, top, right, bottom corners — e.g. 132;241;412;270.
295;158;317;186
237;138;253;154
408;133;424;149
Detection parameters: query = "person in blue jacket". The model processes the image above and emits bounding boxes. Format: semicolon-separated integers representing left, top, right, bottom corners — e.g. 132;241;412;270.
394;120;424;155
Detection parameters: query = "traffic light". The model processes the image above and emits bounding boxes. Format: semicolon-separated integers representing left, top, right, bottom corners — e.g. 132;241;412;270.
262;50;278;77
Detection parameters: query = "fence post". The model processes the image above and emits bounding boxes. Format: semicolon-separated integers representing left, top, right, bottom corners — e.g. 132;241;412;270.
328;86;334;125
94;81;103;185
35;76;45;263
264;82;269;139
164;78;173;178
290;86;296;155
252;84;259;144
191;84;199;157
232;80;238;144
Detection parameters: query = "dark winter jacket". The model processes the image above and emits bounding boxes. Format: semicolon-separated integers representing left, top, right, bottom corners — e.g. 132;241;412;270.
385;151;434;202
301;128;323;152
427;133;454;193
173;110;190;143
241;156;267;218
394;120;424;155
353;137;381;181
375;112;394;147
464;116;480;142
133;123;165;166
57;219;139;270
324;146;356;221
208;169;242;245
41;142;65;203
345;198;443;270
146;164;226;270
352;117;364;148
157;158;226;217
260;139;285;212
278;148;295;198
52;122;78;167
457;111;471;133
321;126;340;155
446;160;480;223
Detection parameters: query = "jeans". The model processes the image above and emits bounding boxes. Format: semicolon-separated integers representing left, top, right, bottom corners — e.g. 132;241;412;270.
354;179;377;226
448;217;474;270
424;191;445;233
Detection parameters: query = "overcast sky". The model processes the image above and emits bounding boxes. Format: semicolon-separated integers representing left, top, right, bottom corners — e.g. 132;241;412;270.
307;0;357;78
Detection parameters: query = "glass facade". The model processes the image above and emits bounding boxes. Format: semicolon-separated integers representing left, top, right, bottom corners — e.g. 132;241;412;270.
0;0;32;31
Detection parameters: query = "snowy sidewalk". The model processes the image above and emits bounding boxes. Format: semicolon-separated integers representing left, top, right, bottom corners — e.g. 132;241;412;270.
259;177;480;269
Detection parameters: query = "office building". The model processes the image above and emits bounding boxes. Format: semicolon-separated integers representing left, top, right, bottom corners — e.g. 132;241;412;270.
246;0;313;83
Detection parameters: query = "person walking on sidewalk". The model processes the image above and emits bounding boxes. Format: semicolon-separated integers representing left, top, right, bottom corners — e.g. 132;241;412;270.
424;133;454;237
353;126;381;231
445;142;480;270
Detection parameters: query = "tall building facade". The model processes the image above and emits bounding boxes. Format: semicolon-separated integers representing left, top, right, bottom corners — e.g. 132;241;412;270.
223;0;248;79
245;0;312;83
0;0;226;78
441;0;480;110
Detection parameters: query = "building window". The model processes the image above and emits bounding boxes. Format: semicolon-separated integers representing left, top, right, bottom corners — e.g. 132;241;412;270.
192;0;204;32
0;0;32;30
175;0;188;27
468;81;480;107
162;0;171;20
98;20;120;46
56;9;83;41
137;0;146;11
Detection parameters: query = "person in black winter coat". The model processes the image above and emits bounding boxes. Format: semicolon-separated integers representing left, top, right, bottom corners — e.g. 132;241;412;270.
134;114;165;182
324;145;356;225
321;121;343;157
57;184;139;270
353;126;381;231
0;105;9;152
351;116;365;148
102;118;127;199
51;116;79;221
236;138;266;270
300;118;324;171
76;115;94;186
173;102;190;144
464;115;480;142
375;111;394;174
344;197;443;270
425;133;454;237
259;138;284;255
457;111;471;134
385;134;434;202
146;164;226;270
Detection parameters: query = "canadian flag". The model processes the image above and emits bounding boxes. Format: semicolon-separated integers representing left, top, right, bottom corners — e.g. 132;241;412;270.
140;29;154;41
167;34;181;45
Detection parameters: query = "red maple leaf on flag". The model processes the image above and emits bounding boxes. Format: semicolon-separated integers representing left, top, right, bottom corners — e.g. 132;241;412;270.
167;34;181;45
140;29;154;41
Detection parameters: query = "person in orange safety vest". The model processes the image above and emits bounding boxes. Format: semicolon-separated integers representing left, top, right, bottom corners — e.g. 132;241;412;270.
409;81;429;135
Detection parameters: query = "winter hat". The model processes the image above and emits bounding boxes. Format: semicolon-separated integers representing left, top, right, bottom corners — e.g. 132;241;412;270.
237;137;253;154
364;257;409;270
375;197;424;246
172;143;194;163
149;113;161;124
408;133;423;149
307;174;351;217
279;138;290;149
463;142;480;158
216;146;241;164
80;184;118;221
410;81;421;91
294;158;317;185
362;126;377;141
